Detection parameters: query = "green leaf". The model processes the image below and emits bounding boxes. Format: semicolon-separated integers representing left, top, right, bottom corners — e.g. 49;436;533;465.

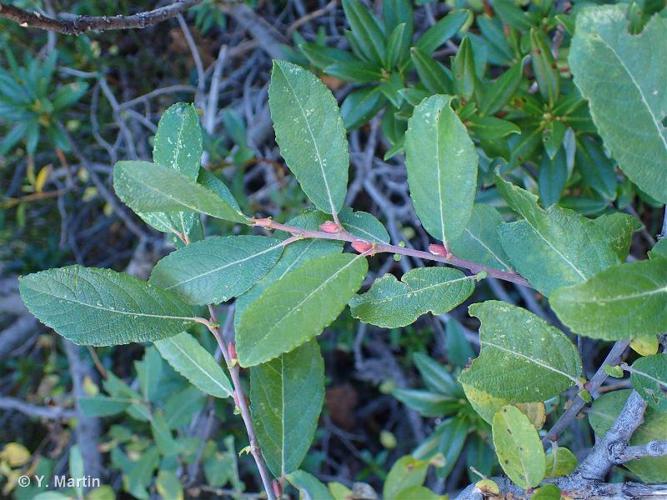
569;5;667;203
450;204;513;272
545;446;577;477
150;236;284;305
531;485;562;500
342;0;386;65
405;95;478;246
492;405;546;489
478;61;524;116
156;470;184;500
649;239;667;260
286;470;333;500
349;267;477;328
445;318;475;367
414;352;460;396
393;388;461;417
113;161;249;224
139;103;203;235
154;332;233;398
467;116;521;140
79;396;132;417
459;301;582;402
538;149;568;207
341;87;385;130
630;354;667;412
589;390;667;482
462;383;545;427
530;28;559;105
19;266;198;346
594;212;641;261
235;212;343;328
383;456;429;500
496;176;621;296
324;60;383;83
410;48;453;94
550;258;667;340
236;254;367;366
269;61;349;215
416;10;470;54
452;37;478;100
251;340;324;477
433;417;469;479
339;208;390;244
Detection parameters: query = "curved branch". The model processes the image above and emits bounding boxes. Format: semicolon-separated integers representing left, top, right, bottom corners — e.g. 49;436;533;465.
0;0;203;35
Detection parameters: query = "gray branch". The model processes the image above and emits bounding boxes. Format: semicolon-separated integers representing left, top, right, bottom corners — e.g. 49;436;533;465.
0;396;76;419
0;0;203;35
614;440;667;463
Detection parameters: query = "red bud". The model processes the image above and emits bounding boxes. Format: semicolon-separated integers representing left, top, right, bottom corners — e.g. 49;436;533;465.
351;240;373;254
228;342;237;360
319;220;341;233
428;244;451;258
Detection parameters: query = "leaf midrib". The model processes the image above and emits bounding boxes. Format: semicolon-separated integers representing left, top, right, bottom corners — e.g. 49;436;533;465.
277;65;338;215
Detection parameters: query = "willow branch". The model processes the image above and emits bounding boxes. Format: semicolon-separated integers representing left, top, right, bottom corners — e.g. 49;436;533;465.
0;396;76;419
544;340;630;444
0;0;203;35
253;218;530;287
206;306;276;500
615;440;667;463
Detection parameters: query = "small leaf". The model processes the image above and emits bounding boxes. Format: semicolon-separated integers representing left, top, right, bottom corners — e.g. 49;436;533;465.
251;340;325;477
383;456;429;500
531;484;562;499
269;61;349;215
341;87;385;130
414;352;460;396
492;405;546;489
286;470;333;500
393;388;461;417
19;266;198;346
154;332;233;398
530;28;559;105
406;95;478;246
452;37;478;100
113;161;248;224
449;204;513;272
478;61;524;116
631;336;659;357
459;301;582;402
349;267;476;328
545;446;577;478
445;318;475;367
462;383;545;427
339;208;390;243
1;443;31;467
150;236;284;305
416;10;471;54
236;254;367;366
630;354;667;412
79;396;132;417
342;0;386;65
550;258;667;340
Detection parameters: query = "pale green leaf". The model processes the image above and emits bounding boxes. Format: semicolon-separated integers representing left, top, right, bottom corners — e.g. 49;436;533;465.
141;103;202;235
113;161;249;224
19;266;198;346
650;239;667;260
349;267;477;328
550;258;667;340
449;204;513;272
339;208;390;244
383;456;429;500
286;470;333;500
630;354;667;412
496;176;621;296
405;95;478;246
569;5;667;203
150;236;284;305
236;254;367;367
492;405;546;489
251;340;324;477
461;383;545;427
269;60;349;215
154;332;232;398
458;301;581;402
589;390;667;482
545;446;577;478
